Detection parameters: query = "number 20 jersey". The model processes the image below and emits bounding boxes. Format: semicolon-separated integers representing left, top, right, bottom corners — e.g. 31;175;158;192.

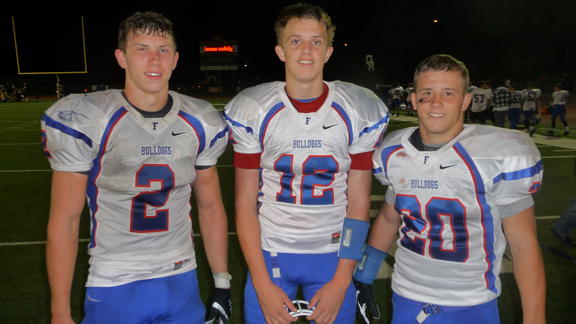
41;90;228;287
225;81;389;254
373;125;542;306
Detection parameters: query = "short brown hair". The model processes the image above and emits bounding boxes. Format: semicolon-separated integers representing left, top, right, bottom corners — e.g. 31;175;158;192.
274;2;335;46
118;11;176;52
413;54;469;93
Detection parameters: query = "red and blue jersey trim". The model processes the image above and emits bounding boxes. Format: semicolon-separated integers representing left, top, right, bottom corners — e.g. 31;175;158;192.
42;114;93;148
359;112;390;138
259;102;286;152
492;160;543;185
178;111;206;156
373;144;404;179
86;107;129;249
453;142;498;295
330;102;353;146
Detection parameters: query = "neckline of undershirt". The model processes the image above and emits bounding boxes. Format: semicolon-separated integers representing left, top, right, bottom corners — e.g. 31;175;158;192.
286;83;329;113
122;91;173;118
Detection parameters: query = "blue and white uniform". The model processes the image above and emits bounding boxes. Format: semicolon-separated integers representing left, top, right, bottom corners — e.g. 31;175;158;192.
373;125;542;308
42;90;228;322
225;81;389;323
390;86;404;111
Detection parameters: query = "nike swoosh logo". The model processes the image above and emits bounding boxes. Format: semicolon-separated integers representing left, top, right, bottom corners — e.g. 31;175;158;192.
439;164;458;169
172;131;186;136
323;124;338;130
87;296;101;302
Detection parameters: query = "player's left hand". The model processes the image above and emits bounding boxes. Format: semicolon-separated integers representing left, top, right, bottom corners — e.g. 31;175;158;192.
205;288;231;324
306;279;348;324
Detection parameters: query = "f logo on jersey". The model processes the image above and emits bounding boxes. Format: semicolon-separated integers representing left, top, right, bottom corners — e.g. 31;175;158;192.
423;156;430;164
306;117;311;125
153;122;159;130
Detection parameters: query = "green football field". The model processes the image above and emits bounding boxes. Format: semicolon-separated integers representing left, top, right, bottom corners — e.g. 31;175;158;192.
0;98;575;323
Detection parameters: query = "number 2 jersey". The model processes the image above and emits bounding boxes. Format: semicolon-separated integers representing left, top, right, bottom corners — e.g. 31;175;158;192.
41;90;228;287
225;81;389;254
373;125;542;306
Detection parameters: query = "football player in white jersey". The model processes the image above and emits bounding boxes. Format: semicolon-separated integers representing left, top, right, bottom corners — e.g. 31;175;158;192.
509;83;524;129
547;84;570;136
390;83;405;117
405;83;415;116
224;3;388;324
522;83;541;136
42;12;231;324
468;81;491;125
354;55;545;324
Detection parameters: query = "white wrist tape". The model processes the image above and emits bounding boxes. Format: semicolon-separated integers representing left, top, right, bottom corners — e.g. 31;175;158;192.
213;271;232;289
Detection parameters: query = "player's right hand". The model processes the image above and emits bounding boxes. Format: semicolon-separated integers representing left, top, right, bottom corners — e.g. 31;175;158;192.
354;280;380;324
255;281;298;324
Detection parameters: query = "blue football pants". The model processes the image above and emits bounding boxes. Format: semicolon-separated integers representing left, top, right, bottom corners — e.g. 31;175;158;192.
82;269;205;324
244;250;356;324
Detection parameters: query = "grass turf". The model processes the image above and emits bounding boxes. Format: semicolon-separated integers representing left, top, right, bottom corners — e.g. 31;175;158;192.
0;98;575;323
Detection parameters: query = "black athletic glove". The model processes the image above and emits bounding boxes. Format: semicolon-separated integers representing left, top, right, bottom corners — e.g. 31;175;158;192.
355;280;380;324
205;288;231;324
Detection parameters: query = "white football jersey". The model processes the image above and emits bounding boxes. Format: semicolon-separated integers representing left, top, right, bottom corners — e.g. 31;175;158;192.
373;125;542;306
225;81;389;254
405;87;414;103
510;90;524;109
41;90;228;287
469;88;491;112
391;87;404;100
522;89;541;111
552;90;569;105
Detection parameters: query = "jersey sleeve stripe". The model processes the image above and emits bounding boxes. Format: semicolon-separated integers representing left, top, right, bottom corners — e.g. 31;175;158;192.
359;113;390;138
209;125;229;148
259;102;286;152
492;160;543;185
224;112;254;135
42;114;93;148
330;102;353;146
87;107;129;249
453;142;498;295
379;144;403;180
178;111;206;156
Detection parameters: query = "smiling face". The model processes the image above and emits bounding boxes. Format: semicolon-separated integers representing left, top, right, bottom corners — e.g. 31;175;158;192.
412;70;471;144
115;29;178;102
275;18;333;92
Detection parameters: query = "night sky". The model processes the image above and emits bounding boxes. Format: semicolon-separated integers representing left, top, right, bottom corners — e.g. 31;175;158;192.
1;0;575;89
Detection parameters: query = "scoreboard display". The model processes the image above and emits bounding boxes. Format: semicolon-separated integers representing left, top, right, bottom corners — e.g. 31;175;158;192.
200;37;238;71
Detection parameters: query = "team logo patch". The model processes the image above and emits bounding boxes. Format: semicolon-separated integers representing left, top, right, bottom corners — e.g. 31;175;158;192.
331;232;341;244
439;164;458;170
174;258;190;270
343;228;353;247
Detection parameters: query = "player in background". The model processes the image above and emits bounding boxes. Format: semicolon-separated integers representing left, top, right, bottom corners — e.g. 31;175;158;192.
547;84;570;136
490;80;512;128
354;54;545;324
522;83;541;137
467;81;491;125
405;83;415;116
224;3;389;323
390;82;405;117
509;83;524;129
42;12;231;324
